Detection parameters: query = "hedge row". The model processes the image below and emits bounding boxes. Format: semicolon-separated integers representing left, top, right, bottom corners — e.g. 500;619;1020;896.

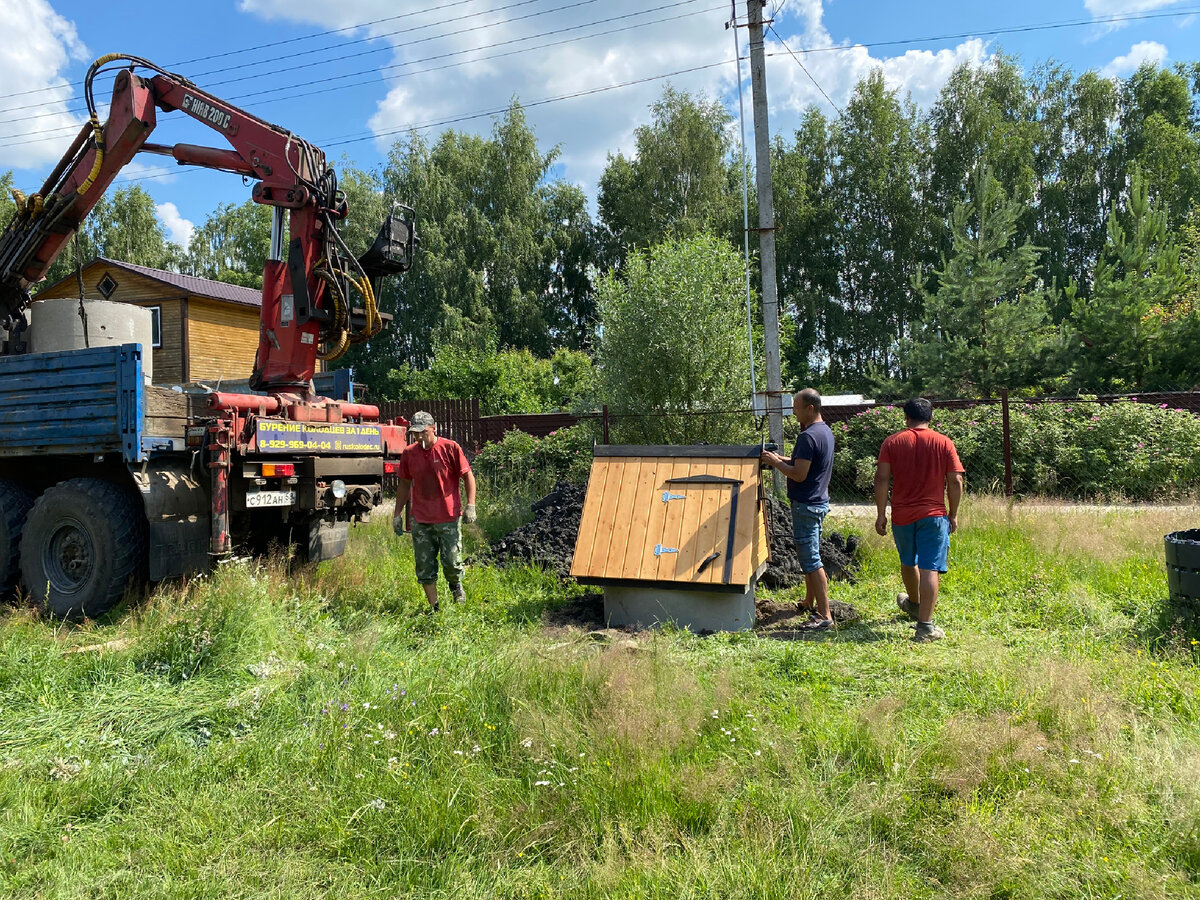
830;400;1200;501
471;401;1200;503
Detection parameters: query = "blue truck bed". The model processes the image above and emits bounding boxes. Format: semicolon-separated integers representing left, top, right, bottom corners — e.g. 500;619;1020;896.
0;343;145;463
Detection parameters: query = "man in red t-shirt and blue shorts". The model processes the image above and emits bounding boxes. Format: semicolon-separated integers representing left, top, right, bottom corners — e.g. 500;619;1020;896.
874;398;965;643
393;411;477;612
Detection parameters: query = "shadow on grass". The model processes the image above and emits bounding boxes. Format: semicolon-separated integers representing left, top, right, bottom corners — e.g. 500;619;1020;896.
760;619;892;643
539;589;605;630
1135;595;1200;654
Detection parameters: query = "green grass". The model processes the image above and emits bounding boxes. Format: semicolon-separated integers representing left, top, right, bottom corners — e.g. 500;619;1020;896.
2;499;1200;898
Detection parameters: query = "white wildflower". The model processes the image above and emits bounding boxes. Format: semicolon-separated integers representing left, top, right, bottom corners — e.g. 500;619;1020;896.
49;757;82;781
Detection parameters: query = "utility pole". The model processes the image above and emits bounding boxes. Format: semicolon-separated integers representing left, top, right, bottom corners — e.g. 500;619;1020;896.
746;0;784;490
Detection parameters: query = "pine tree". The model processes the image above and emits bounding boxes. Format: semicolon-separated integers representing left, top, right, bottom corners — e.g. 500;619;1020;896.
1072;170;1187;390
909;166;1058;398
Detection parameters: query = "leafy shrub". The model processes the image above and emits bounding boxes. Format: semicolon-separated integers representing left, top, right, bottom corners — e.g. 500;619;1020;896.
829;400;1200;500
472;424;595;532
596;234;754;444
380;347;594;414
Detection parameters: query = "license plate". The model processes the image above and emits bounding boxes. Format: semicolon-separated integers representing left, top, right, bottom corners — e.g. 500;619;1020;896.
245;489;295;508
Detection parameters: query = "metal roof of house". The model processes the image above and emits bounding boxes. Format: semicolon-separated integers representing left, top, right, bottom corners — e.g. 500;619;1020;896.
93;258;262;307
37;257;262;308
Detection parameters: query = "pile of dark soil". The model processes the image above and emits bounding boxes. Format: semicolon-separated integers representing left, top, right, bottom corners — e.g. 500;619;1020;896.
758;497;861;589
485;481;587;578
485;484;862;592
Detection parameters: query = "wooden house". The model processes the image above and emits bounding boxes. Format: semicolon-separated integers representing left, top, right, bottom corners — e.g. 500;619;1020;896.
34;257;267;386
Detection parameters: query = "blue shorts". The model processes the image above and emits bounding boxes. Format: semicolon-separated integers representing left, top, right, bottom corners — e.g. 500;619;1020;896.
892;516;950;573
791;502;829;574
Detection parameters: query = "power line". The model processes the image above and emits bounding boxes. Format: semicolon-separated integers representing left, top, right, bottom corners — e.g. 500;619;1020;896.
6;0;1197;140
6;0;1200;116
0;0;597;114
106;56;734;187
787;5;1200;57
328;57;733;145
0;0;515;104
0;0;653;132
170;0;489;67
768;24;841;117
0;0;716;148
189;0;602;82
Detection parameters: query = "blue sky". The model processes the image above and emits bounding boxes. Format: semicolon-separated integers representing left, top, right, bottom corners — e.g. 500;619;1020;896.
1;0;1198;250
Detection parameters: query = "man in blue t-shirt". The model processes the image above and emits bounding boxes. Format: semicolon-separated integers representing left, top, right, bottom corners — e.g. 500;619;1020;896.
761;388;836;629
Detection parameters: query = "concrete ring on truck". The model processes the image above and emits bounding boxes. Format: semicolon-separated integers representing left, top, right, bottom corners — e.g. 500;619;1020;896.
0;479;35;596
20;478;147;620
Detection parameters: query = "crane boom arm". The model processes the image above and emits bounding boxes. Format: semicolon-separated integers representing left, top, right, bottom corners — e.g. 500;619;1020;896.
0;54;415;392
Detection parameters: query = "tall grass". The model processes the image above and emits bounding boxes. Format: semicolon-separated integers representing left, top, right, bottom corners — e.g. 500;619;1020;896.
1;500;1198;898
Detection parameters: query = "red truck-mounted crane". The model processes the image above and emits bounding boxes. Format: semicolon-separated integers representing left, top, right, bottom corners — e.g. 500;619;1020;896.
0;54;417;618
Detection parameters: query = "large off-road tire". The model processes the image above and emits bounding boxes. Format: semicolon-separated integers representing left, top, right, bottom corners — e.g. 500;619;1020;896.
0;479;35;596
20;478;147;620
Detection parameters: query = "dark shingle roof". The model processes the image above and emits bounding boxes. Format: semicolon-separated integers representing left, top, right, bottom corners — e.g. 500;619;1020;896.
95;257;262;307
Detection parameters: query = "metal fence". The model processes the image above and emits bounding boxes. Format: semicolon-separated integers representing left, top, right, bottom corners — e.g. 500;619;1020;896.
374;391;1200;502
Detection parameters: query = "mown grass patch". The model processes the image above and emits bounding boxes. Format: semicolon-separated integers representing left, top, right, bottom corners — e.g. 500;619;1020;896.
2;500;1199;898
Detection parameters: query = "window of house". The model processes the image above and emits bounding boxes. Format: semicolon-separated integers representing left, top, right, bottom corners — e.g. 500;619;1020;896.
96;273;118;298
147;306;162;348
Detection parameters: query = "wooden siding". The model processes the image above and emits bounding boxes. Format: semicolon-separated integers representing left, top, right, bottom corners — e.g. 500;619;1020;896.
571;450;771;589
186;297;260;384
35;262;186;383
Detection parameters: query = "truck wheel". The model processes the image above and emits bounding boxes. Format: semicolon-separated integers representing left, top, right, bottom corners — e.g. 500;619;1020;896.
0;479;35;596
20;478;147;620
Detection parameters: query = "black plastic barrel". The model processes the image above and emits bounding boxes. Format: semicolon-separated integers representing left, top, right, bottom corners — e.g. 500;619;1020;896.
1165;530;1200;606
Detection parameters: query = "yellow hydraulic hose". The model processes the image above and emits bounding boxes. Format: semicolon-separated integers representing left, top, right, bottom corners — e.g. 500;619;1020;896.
76;54;124;198
314;267;350;362
75;115;104;197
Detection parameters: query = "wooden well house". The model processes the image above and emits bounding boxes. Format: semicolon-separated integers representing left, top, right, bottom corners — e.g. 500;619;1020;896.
35;257;282;386
571;445;772;632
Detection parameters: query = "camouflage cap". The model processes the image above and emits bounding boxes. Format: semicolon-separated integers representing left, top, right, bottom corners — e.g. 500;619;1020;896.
407;411;436;433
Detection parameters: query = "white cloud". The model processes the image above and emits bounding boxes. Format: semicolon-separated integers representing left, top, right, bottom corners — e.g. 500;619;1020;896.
0;0;89;170
1101;40;1168;77
1085;0;1184;16
764;4;990;117
1084;0;1186;34
156;202;194;249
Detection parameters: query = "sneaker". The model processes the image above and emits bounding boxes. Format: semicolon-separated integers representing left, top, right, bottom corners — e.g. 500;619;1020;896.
801;617;834;632
897;593;919;621
450;582;466;603
911;622;945;643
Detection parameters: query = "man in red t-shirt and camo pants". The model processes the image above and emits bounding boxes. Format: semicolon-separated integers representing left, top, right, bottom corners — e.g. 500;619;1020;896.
393;411;477;612
874;398;965;643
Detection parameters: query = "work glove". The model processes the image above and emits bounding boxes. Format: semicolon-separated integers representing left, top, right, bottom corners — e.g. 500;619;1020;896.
464;504;477;524
393;515;406;536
